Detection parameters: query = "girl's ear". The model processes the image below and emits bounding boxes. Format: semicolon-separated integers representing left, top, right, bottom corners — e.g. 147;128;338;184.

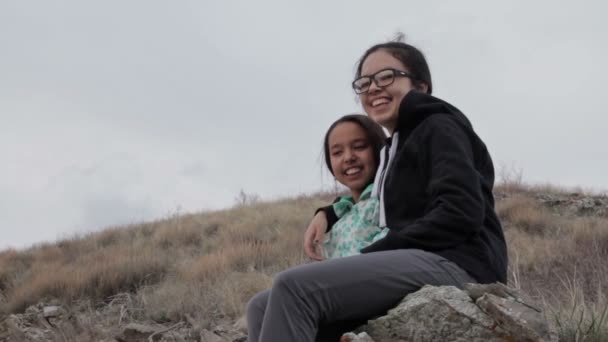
415;82;429;94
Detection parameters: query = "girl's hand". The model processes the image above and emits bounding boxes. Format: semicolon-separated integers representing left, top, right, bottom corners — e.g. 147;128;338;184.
304;211;328;261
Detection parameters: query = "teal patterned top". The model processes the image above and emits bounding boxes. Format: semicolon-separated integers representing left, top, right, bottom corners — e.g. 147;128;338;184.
322;183;389;258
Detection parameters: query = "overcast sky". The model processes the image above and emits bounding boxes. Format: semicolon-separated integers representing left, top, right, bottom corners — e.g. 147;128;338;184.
1;0;606;250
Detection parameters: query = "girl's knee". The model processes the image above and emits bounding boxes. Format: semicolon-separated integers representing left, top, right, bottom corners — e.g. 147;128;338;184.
273;268;304;293
247;290;269;316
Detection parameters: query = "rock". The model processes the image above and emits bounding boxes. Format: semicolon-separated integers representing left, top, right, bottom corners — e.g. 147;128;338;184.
1;299;246;342
4;316;29;341
465;282;521;301
343;283;557;342
535;193;608;217
3;304;67;341
234;316;248;334
477;293;557;342
360;285;508;341
116;323;162;342
43;305;65;318
340;331;375;342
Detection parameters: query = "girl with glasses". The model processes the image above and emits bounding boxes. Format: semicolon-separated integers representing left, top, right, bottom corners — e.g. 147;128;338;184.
246;35;508;342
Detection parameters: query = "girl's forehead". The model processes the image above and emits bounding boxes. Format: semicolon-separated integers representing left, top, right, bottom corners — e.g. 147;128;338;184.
329;122;368;144
361;50;408;75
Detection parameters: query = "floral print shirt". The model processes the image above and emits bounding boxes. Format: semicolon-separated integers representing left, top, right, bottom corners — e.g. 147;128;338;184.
322;184;389;258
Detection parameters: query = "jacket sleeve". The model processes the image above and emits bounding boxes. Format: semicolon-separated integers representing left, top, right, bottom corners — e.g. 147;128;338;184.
314;199;340;233
361;115;483;253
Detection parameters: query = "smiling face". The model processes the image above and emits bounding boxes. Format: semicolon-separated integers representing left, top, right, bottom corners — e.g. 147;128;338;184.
327;121;377;202
359;49;416;134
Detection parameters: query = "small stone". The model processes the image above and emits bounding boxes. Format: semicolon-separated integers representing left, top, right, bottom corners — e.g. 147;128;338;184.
340;332;375;342
234;316;248;334
43;305;63;318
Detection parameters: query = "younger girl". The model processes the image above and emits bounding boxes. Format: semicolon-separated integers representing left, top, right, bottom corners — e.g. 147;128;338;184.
246;114;389;342
320;114;388;259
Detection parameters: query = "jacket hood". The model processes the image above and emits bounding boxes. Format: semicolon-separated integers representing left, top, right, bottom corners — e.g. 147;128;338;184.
396;91;473;137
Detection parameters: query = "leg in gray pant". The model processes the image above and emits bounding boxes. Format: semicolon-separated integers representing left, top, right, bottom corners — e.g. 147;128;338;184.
246;249;475;342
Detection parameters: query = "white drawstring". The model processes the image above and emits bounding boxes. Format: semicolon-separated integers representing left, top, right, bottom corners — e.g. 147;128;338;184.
372;132;399;228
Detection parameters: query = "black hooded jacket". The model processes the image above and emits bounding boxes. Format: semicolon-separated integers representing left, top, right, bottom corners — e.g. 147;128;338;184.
323;91;508;284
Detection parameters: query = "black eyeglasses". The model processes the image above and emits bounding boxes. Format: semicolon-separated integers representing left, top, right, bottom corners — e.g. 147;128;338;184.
352;68;414;94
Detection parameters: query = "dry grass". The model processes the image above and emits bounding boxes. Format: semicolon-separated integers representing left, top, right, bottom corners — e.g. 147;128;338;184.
497;183;608;340
1;186;607;340
5;244;169;314
0;194;329;322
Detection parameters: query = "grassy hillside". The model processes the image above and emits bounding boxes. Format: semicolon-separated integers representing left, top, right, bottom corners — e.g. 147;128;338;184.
1;184;607;341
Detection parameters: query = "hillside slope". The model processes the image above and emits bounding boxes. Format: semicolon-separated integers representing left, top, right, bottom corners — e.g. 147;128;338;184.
1;185;607;341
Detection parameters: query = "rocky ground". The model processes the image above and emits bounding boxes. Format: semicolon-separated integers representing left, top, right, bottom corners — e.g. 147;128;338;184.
496;188;608;218
1;296;248;341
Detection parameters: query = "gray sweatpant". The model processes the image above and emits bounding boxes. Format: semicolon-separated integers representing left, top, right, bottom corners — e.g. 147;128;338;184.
246;249;476;342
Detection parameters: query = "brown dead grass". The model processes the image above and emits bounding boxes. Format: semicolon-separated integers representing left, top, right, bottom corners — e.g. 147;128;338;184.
496;184;608;340
497;194;560;235
6;244;169;313
0;194;329;323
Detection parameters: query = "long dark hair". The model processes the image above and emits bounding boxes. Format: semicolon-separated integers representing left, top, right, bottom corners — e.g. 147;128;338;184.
355;33;433;94
323;114;386;175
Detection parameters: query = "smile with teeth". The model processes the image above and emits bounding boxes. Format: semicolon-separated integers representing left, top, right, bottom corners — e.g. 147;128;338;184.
371;98;391;107
344;167;362;176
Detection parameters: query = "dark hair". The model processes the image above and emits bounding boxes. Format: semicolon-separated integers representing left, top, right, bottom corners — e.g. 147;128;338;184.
323;114;387;176
355;34;433;94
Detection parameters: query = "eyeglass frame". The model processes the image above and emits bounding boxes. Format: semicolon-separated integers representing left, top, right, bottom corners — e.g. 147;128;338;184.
351;68;415;94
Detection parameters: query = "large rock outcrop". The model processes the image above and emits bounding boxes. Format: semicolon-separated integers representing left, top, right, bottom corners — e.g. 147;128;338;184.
342;283;558;342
